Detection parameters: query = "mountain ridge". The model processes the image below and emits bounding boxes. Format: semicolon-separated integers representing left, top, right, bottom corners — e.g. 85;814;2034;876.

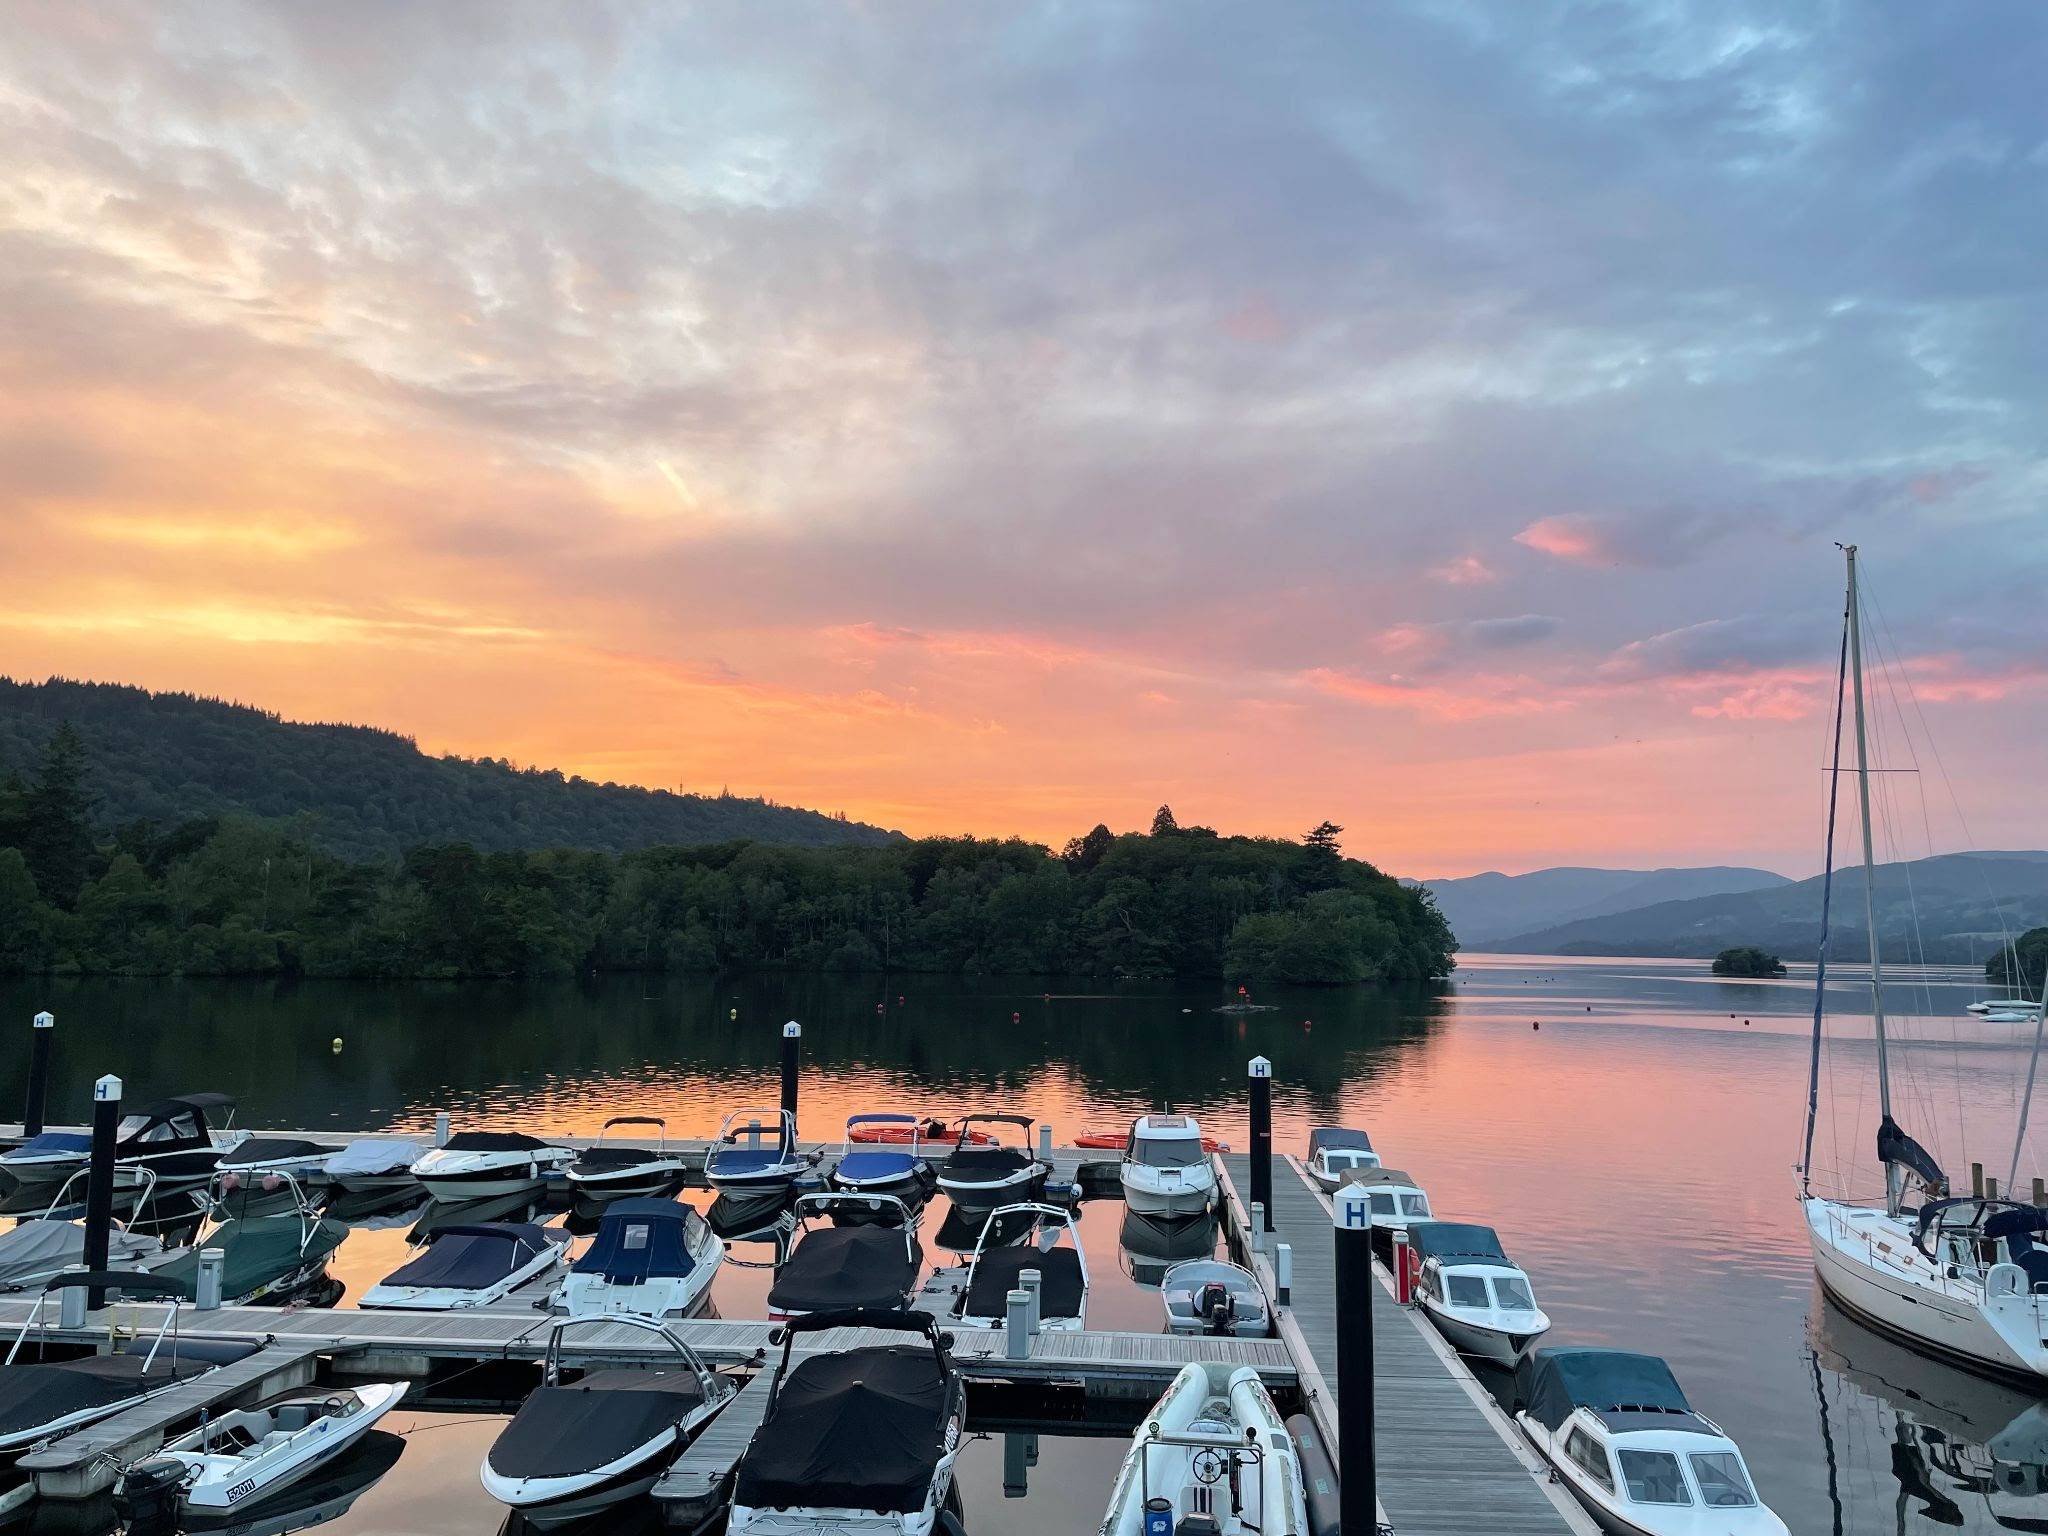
1409;864;1792;945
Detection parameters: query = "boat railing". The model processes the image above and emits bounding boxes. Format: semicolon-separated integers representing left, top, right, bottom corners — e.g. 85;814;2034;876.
539;1312;724;1401
36;1164;159;1222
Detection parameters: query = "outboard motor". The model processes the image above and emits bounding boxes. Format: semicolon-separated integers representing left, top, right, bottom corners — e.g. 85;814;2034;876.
112;1457;188;1536
1196;1281;1233;1335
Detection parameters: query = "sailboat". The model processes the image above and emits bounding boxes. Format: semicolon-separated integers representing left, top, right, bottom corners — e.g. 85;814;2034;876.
1800;544;2048;1381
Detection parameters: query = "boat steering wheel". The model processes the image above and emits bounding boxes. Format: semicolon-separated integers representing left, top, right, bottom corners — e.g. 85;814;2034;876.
1191;1448;1230;1485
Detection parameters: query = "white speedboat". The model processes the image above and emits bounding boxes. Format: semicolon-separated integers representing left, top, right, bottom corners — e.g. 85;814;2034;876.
934;1114;1046;1209
482;1315;736;1528
552;1198;722;1322
359;1221;567;1311
216;1138;338;1186
1120;1115;1217;1217
1160;1259;1270;1338
705;1109;810;1194
130;1381;409;1512
1515;1348;1787;1535
321;1139;426;1195
766;1194;922;1319
1098;1361;1309;1535
1342;1167;1432;1234
729;1308;964;1535
829;1113;936;1202
1303;1126;1381;1192
410;1132;573;1201
922;1202;1088;1331
565;1117;689;1201
1408;1221;1550;1365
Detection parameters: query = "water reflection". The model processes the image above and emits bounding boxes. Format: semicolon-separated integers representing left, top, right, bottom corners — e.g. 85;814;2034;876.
1116;1209;1220;1287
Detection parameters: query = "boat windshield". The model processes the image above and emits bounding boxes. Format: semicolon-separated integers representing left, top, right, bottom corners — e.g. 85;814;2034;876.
118;1113;198;1144
1132;1136;1203;1168
1399;1193;1432;1218
1616;1449;1691;1506
1326;1150;1378;1172
1446;1274;1489;1307
1368;1193;1397;1216
1688;1452;1757;1508
1492;1276;1536;1311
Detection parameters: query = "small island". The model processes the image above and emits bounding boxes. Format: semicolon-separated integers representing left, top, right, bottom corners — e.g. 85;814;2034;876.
1712;946;1787;978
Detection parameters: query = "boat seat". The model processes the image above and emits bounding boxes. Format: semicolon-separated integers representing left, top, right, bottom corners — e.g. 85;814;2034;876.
1176;1516;1223;1536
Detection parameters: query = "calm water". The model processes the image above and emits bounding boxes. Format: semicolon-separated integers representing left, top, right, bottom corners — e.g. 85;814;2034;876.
2;957;2045;1534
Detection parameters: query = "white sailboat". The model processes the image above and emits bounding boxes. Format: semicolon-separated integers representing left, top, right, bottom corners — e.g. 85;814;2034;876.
1800;544;2048;1382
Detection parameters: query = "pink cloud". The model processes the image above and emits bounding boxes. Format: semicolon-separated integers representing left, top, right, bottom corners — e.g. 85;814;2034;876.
1299;666;1560;721
1429;554;1498;586
1513;514;1612;564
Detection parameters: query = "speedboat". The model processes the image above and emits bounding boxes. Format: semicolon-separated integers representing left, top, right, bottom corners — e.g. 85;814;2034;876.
1120;1114;1217;1217
124;1381;409;1513
360;1221;567;1311
216;1138;337;1186
482;1315;737;1528
553;1198;722;1322
1303;1127;1381;1193
767;1194;923;1319
147;1174;349;1306
923;1202;1088;1331
410;1132;573;1201
1407;1221;1550;1365
705;1109;811;1194
564;1117;688;1202
117;1427;405;1536
0;1274;262;1454
934;1114;1046;1209
1098;1361;1309;1535
0;1093;244;1196
0;1170;176;1293
321;1139;427;1196
830;1114;936;1202
1160;1259;1271;1338
1515;1348;1787;1535
729;1308;965;1535
0;1132;95;1196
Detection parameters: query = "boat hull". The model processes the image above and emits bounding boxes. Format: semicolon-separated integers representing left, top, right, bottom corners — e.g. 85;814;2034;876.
1121;1179;1214;1217
935;1167;1044;1208
1420;1302;1538;1365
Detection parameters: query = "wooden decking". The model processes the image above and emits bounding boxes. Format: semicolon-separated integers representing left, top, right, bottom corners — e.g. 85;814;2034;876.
649;1369;775;1523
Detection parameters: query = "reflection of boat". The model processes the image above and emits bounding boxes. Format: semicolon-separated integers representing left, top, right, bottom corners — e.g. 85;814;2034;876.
125;1381;408;1512
410;1132;573;1202
934;1114;1045;1209
767;1194;922;1319
707;1186;798;1245
1303;1127;1381;1193
1098;1361;1307;1534
706;1109;810;1195
1119;1115;1217;1217
553;1198;722;1322
1408;1222;1550;1365
830;1115;935;1202
1160;1260;1270;1338
1118;1209;1218;1286
565;1117;688;1201
117;1426;406;1536
920;1202;1088;1331
359;1221;567;1311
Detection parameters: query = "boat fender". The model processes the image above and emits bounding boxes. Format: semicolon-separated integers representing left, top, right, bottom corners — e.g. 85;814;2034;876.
1284;1413;1343;1536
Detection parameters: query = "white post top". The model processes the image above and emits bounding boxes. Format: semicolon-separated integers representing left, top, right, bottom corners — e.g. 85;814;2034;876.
1334;1186;1373;1230
94;1074;122;1101
32;1011;53;1029
1248;1056;1272;1079
783;1020;802;1038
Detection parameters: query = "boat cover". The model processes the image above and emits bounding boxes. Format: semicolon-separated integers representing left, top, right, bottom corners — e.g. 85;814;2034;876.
1518;1349;1691;1434
572;1201;700;1283
964;1245;1083;1320
735;1346;954;1514
1340;1167;1419;1190
436;1132;555;1154
0;1221;164;1290
572;1146;665;1172
151;1217;346;1300
941;1147;1031;1181
378;1224;554;1289
0;1348;250;1441
219;1138;333;1168
134;1093;237;1120
768;1228;922;1314
486;1369;706;1477
1307;1127;1373;1158
1406;1223;1512;1266
4;1132;91;1158
324;1140;425;1177
1878;1114;1947;1194
836;1150;920;1181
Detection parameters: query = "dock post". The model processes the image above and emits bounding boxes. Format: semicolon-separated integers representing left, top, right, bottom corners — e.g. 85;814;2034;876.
24;1011;54;1138
1251;1202;1266;1253
1973;1161;1985;1197
1037;1123;1053;1163
780;1021;801;1121
1275;1241;1292;1307
1005;1289;1030;1358
1021;1268;1042;1335
1334;1186;1376;1533
1248;1056;1273;1231
434;1111;451;1148
83;1075;122;1312
59;1284;85;1329
1989;1176;2002;1201
2034;1177;2044;1207
196;1248;224;1311
1392;1229;1413;1304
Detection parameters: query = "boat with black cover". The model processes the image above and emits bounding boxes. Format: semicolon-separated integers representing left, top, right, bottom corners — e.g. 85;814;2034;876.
480;1314;736;1527
934;1113;1045;1209
359;1220;566;1311
565;1116;688;1201
728;1308;966;1535
766;1193;923;1319
409;1131;573;1201
919;1201;1088;1331
552;1197;722;1321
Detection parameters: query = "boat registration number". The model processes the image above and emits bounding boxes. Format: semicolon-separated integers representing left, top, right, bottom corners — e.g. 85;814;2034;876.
226;1477;258;1504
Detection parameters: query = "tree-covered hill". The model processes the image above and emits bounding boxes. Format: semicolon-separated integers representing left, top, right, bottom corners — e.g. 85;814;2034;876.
0;678;898;858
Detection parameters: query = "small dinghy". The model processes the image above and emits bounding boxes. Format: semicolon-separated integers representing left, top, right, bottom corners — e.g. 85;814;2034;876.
1515;1348;1788;1536
481;1315;736;1527
767;1194;923;1319
359;1221;567;1311
123;1381;408;1513
1160;1260;1270;1338
829;1114;936;1202
729;1308;965;1535
319;1139;426;1196
1099;1361;1309;1535
1408;1221;1550;1365
706;1109;811;1194
1120;1115;1218;1217
934;1114;1046;1209
1303;1127;1381;1193
410;1132;573;1201
922;1202;1088;1331
553;1198;722;1322
565;1117;688;1201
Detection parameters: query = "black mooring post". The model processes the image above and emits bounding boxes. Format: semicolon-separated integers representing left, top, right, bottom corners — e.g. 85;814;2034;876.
1335;1186;1377;1532
780;1021;801;1122
23;1011;54;1137
1248;1055;1273;1230
83;1074;122;1312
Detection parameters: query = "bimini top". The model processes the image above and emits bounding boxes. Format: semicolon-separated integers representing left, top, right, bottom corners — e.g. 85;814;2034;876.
381;1224;555;1290
437;1131;556;1154
1519;1348;1712;1437
572;1199;704;1284
735;1345;955;1515
1308;1127;1373;1158
1407;1222;1512;1267
135;1092;238;1119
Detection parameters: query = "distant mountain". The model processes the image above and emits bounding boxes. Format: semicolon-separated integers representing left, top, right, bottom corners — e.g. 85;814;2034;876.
1481;852;2048;962
1410;865;1791;945
0;677;901;860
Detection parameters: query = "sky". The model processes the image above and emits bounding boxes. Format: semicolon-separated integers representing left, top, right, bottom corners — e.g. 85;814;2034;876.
1;2;2044;878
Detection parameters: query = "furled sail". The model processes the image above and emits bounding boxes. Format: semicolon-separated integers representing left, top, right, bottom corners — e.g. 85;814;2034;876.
1877;1115;1948;1201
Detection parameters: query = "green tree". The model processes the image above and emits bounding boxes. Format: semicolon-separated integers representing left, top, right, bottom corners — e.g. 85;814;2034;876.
1059;823;1114;873
1149;805;1181;837
1988;928;2048;995
0;848;49;972
1303;820;1344;856
20;723;94;908
1712;946;1787;978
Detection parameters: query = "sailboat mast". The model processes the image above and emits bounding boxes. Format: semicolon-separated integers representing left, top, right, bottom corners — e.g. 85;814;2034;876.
1844;545;1893;1128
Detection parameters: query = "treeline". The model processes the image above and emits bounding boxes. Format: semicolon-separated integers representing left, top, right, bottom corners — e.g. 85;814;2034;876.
0;729;1455;984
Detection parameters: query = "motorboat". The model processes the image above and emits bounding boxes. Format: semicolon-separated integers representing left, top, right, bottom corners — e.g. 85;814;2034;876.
148;1174;348;1306
1303;1127;1381;1193
1120;1115;1217;1217
552;1198;722;1322
1160;1259;1271;1338
830;1114;937;1202
0;1093;244;1196
0;1274;262;1454
0;1170;176;1293
1339;1167;1432;1235
564;1117;688;1201
934;1114;1046;1209
921;1202;1088;1332
123;1381;408;1513
705;1109;811;1194
320;1139;426;1196
1515;1348;1787;1535
216;1139;338;1186
410;1132;573;1201
729;1308;965;1535
767;1194;922;1319
359;1221;567;1311
481;1314;737;1527
1098;1361;1309;1535
1969;998;2041;1018
1407;1221;1550;1365
115;1426;405;1536
0;1132;94;1196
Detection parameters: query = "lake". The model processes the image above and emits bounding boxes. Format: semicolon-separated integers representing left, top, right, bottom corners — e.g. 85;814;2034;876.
0;955;2041;1534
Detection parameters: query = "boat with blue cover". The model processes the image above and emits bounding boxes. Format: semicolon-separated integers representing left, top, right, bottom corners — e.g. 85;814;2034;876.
829;1114;936;1202
706;1109;810;1194
359;1221;567;1311
553;1197;723;1321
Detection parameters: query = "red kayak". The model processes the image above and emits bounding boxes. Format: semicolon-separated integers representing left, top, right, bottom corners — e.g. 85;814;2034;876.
848;1119;993;1145
1074;1130;1231;1153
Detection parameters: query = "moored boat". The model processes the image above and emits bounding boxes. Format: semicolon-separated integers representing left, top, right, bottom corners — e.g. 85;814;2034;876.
1098;1361;1309;1534
1119;1114;1217;1217
934;1114;1046;1209
319;1139;426;1196
829;1114;936;1202
1303;1127;1381;1193
1159;1259;1270;1338
565;1117;688;1202
1407;1221;1550;1364
766;1194;922;1319
552;1197;722;1322
705;1109;810;1195
359;1221;567;1311
409;1132;573;1202
125;1381;409;1513
922;1201;1088;1331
